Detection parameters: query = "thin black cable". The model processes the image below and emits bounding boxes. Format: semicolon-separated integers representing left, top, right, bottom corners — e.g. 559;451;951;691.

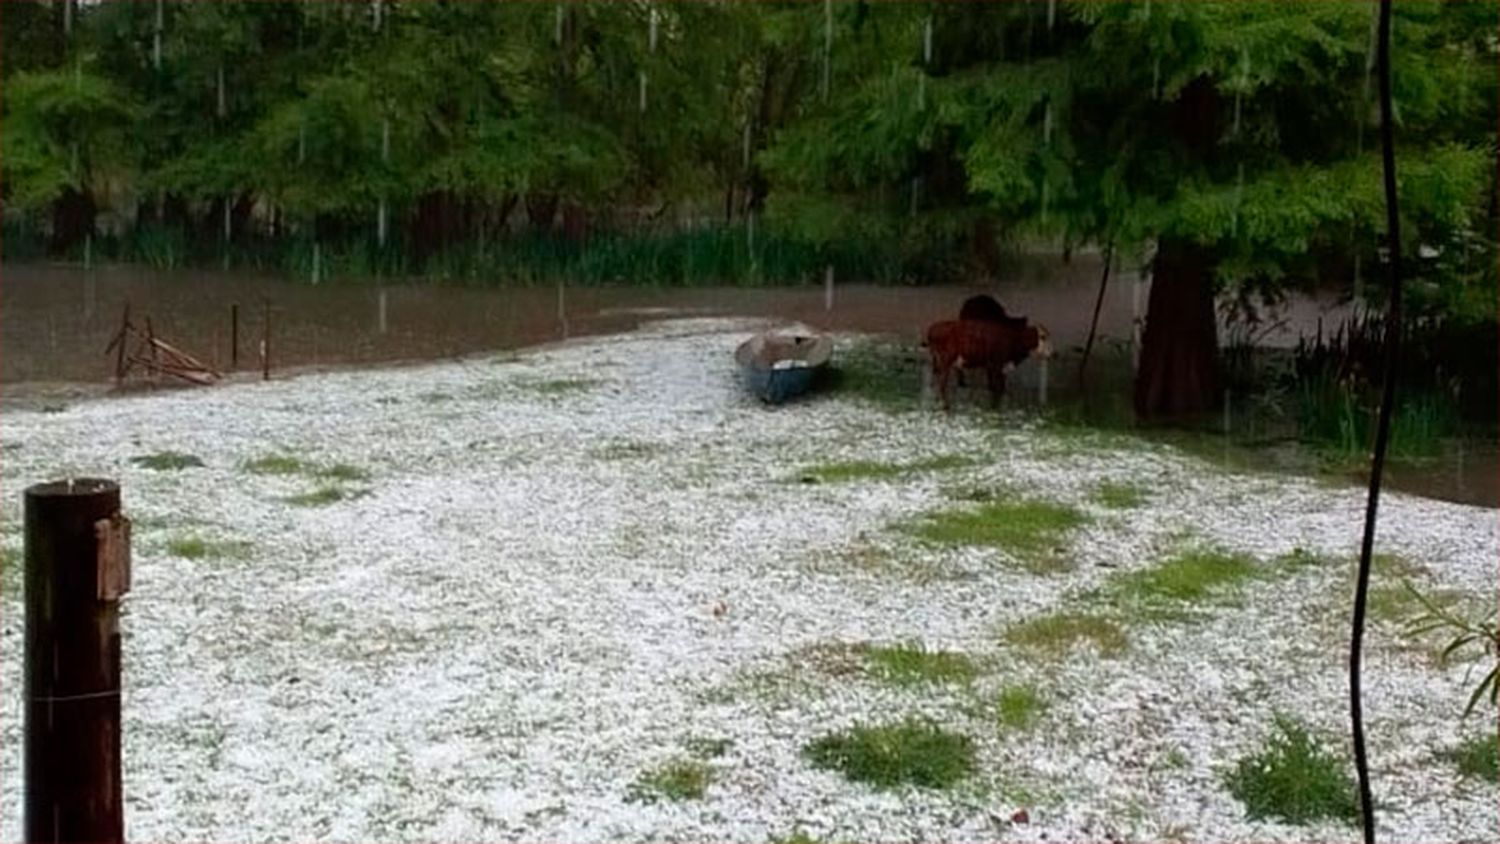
1076;240;1113;392
1352;0;1401;842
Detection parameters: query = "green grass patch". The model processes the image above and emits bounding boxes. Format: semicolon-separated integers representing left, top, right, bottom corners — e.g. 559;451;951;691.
130;451;205;471
944;484;1017;503
863;642;978;686
1312;554;1439;626
1274;549;1442;625
824;339;925;413
1372;553;1427;581
1092;481;1148;509
1003;611;1128;657
1225;716;1359;826
1159;747;1192;771
520;377;601;396
316;463;371;483
903;499;1088;574
244;454;307;476
1105;549;1260;621
626;759;712;803
1445;733;1499;784
1369;582;1462;626
246;453;371;488
167;536;211;559
994;684;1048;730
593;441;659;461
0;546;20;592
799;454;972;484
1273;547;1335;573
284;485;366;507
165;535;251;560
803;718;975;790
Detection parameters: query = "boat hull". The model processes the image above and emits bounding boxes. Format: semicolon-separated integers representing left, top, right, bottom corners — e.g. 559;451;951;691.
734;333;832;405
740;364;819;404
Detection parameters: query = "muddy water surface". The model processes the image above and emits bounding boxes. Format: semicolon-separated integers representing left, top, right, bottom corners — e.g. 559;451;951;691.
2;258;1151;384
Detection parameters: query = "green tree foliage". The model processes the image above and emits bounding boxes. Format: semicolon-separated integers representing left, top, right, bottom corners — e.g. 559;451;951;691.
0;0;1493;306
1;67;141;209
765;1;1495;292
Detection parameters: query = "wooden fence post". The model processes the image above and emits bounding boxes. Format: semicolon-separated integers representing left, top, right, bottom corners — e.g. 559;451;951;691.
261;297;270;381
230;303;239;370
113;304;131;384
24;478;130;844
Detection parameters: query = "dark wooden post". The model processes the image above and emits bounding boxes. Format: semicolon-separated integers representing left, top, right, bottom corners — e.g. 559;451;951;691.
113;304;130;384
230;303;239;369
261;297;270;381
24;478;130;844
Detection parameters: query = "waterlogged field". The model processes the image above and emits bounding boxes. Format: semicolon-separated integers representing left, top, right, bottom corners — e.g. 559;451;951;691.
0;318;1494;843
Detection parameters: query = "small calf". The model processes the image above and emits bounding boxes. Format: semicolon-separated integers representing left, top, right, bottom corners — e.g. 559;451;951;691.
925;318;1052;411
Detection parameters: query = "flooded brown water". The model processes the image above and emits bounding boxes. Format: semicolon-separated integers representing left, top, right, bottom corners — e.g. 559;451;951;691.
2;257;1493;508
1;255;1150;387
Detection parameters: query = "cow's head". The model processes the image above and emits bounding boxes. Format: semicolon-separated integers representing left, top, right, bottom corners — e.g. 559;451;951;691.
1028;324;1054;360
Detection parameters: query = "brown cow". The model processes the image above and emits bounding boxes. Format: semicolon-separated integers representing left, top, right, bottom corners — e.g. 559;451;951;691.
955;295;1026;387
924;318;1052;411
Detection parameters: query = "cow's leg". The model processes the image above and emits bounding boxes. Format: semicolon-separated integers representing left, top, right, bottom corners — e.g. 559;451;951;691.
933;356;955;413
986;365;1007;409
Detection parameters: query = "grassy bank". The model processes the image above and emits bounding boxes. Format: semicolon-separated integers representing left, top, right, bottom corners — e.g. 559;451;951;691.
1;220;958;288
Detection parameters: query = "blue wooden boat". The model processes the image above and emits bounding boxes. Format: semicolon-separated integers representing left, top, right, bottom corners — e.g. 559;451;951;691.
735;331;833;404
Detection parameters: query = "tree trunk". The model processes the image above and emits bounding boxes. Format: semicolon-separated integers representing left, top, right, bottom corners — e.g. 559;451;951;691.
232;194;255;237
410;191;460;262
158;192;190;229
1134;239;1223;420
1133;74;1226;422
561;203;588;245
49;187;95;256
969;215;1002;280
1174;75;1221;155
495;194;520;234
526;194;559;231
